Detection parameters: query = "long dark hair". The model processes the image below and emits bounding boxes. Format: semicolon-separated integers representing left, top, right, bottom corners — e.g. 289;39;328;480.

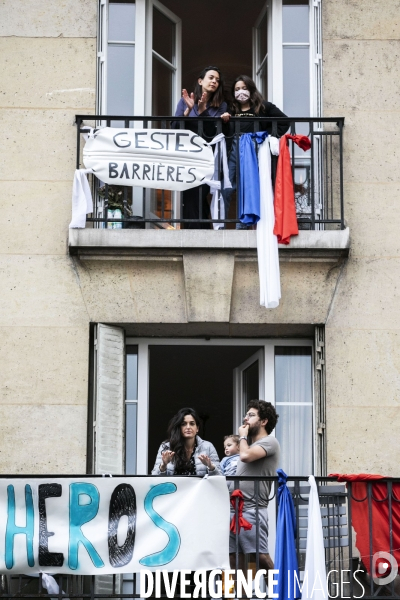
230;74;265;115
166;407;201;471
193;66;225;108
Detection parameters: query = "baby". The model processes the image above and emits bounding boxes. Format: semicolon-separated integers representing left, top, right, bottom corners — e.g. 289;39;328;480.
220;434;240;476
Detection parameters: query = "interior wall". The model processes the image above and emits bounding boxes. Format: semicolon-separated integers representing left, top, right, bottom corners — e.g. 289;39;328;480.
148;345;262;471
158;0;266;95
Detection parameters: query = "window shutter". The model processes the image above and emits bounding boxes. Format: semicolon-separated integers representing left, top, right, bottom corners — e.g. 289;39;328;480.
315;325;326;475
94;323;125;474
93;324;125;596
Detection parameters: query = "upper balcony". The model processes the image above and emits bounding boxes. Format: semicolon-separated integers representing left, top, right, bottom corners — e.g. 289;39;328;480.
69;115;349;262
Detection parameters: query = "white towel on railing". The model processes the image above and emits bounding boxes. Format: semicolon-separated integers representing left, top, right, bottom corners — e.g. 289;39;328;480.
41;573;69;600
301;475;328;600
206;133;231;230
69;168;93;229
257;136;281;308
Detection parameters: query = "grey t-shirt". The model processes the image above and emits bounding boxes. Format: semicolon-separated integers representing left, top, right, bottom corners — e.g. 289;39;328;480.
235;435;280;509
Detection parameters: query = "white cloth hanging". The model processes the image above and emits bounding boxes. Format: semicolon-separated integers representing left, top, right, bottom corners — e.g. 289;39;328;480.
69;168;93;228
207;133;231;230
256;136;281;308
301;476;328;600
37;571;69;600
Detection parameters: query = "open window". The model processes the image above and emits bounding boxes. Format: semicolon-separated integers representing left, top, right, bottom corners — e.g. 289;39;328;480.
96;0;323;227
233;349;265;432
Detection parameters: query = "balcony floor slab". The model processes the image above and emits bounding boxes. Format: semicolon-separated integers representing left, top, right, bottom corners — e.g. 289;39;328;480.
69;228;350;263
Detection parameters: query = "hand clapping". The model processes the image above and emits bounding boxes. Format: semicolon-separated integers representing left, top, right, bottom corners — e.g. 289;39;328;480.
182;89;195;111
197;92;208;114
198;453;215;471
161;450;175;466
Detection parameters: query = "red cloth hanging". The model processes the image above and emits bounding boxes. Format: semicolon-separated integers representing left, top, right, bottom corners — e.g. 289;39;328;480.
230;490;253;534
329;474;400;575
273;134;311;245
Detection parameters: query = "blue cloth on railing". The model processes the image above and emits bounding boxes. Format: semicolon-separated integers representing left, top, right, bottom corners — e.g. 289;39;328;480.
238;131;269;224
275;469;301;600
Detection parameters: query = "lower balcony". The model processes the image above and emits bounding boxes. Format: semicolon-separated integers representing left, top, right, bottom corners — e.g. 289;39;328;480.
1;476;398;600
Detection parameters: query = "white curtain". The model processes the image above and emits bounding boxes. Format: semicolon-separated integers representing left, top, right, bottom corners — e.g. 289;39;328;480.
275;348;313;475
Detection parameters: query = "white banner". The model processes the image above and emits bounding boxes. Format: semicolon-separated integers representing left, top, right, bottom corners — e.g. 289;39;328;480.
83;128;215;191
0;477;230;574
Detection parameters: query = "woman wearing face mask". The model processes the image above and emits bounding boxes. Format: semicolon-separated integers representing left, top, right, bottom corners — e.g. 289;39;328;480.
220;75;288;229
174;66;227;229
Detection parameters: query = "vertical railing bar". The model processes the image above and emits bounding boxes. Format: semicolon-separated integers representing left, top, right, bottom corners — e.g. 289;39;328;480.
255;479;260;573
339;120;345;229
236;122;240;227
290;122;295;217
368;482;373;598
58;575;63;600
325;129;328;228
388;481;394;597
76;116;81;170
123;126;129;223
105;183;109;228
334;497;339;591
310;120;315;230
347;483;354;600
295;481;300;564
330;134;333;221
123;185;128;222
217;143;221;223
198;183;202;222
235;480;239;592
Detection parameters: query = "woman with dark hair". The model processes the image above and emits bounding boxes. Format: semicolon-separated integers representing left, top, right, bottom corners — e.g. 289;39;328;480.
151;407;221;476
174;66;227;229
220;75;289;229
176;66;226;124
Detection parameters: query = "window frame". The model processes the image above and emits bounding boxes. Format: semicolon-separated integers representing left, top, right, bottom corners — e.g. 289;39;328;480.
125;337;315;475
253;0;322;117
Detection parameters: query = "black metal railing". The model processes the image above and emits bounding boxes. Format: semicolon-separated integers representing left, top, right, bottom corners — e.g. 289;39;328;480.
1;475;398;599
75;115;345;231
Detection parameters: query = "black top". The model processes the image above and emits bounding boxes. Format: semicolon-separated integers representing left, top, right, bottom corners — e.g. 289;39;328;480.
229;101;289;137
174;440;197;476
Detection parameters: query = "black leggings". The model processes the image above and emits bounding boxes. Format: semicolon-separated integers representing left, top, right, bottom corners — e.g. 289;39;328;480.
182;184;210;229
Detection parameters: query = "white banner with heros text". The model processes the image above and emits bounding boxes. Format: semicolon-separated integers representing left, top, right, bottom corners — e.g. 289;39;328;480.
83;127;215;191
0;477;230;574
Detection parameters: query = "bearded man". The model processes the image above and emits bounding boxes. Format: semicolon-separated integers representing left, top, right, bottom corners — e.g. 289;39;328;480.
230;399;280;572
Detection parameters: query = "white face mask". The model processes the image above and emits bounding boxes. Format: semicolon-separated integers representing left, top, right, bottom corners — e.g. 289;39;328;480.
235;89;251;103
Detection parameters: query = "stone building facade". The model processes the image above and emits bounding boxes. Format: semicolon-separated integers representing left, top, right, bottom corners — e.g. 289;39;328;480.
0;0;398;483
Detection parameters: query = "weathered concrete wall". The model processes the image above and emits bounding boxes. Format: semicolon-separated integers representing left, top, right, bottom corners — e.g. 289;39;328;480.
323;0;400;474
0;0;97;473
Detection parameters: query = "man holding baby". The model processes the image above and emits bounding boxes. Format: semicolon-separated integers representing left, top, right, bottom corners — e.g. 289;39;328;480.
229;399;280;572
